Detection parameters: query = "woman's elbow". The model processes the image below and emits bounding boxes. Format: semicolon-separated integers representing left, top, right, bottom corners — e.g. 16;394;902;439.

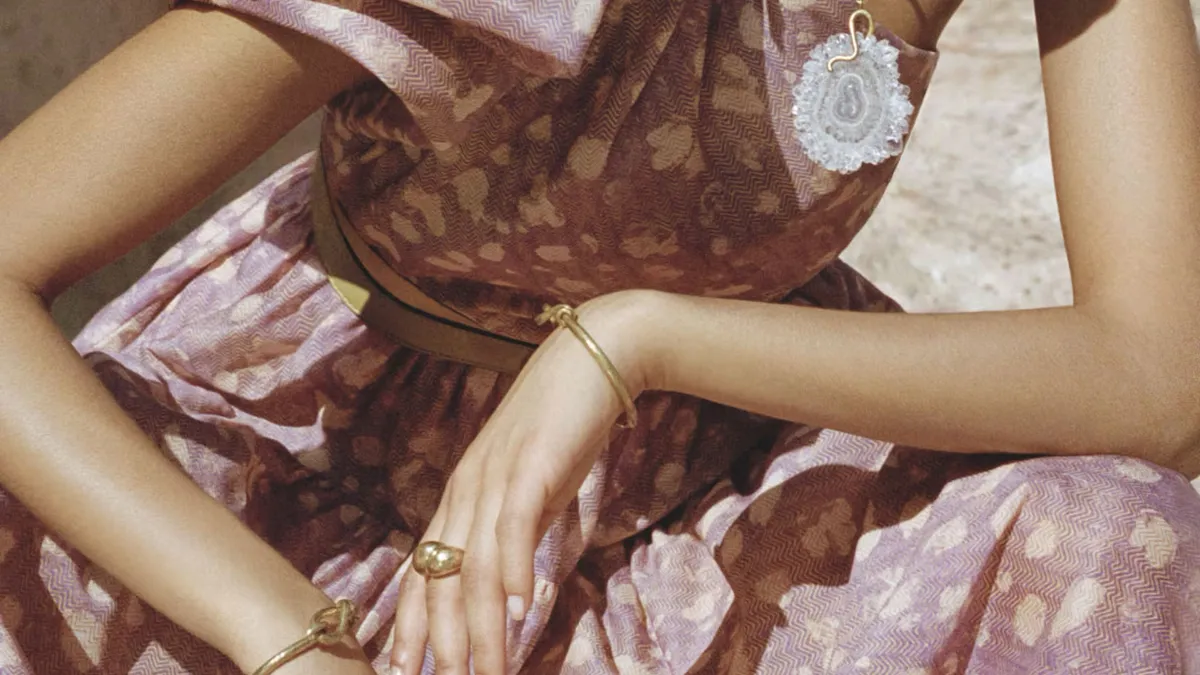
0;243;61;307
1119;355;1200;474
1073;303;1200;471
1150;389;1200;476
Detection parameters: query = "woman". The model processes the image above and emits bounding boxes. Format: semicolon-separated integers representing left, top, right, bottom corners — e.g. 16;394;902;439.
0;0;1197;672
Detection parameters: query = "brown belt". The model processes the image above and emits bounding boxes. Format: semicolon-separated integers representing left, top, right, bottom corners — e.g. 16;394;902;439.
310;151;536;374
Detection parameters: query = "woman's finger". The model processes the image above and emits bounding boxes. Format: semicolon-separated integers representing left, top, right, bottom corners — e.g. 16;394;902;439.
391;485;454;675
389;564;429;675
494;472;545;623
424;495;473;675
462;485;508;675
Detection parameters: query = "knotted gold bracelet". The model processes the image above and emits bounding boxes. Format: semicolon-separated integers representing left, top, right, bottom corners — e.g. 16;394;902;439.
252;599;357;675
535;304;638;430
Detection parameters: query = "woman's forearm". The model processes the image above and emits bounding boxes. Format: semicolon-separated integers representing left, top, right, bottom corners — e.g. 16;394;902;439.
0;281;365;671
617;0;1200;475
0;6;375;671
627;292;1198;471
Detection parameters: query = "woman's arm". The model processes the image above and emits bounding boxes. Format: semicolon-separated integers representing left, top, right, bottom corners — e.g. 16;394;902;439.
386;3;1198;669
611;0;1200;473
0;5;373;672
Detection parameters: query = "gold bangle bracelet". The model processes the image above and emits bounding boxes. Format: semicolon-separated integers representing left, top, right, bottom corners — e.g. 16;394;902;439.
535;304;639;429
252;599;357;675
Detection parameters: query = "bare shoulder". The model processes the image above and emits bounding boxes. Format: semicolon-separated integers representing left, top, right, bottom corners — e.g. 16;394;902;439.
0;3;369;296
871;0;965;51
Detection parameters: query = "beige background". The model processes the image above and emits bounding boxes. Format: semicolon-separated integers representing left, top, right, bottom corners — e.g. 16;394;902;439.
2;0;1199;336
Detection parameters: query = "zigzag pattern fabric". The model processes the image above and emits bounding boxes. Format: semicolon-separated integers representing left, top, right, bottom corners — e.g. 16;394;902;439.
0;0;1197;672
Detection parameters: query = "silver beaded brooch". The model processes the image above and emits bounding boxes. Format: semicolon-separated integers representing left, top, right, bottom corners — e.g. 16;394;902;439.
791;15;914;174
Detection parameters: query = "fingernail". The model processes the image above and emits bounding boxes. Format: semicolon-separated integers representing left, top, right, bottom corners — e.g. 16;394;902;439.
387;666;403;675
507;595;526;622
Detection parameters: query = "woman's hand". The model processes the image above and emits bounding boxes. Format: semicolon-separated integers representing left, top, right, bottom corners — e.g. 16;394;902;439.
388;291;663;675
231;591;376;675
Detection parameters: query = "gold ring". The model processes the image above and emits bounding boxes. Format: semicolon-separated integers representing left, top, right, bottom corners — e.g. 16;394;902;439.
412;541;442;577
424;542;465;579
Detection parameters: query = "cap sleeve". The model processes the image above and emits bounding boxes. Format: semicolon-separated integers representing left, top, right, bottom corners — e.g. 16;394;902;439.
180;0;608;143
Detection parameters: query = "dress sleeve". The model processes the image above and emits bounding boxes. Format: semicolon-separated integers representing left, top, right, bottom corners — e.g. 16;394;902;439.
178;0;607;143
